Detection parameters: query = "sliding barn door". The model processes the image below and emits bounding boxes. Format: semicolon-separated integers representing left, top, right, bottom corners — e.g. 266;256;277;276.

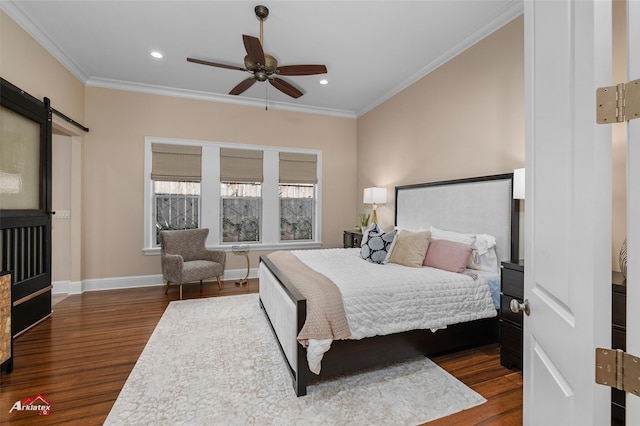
523;1;611;424
0;79;53;336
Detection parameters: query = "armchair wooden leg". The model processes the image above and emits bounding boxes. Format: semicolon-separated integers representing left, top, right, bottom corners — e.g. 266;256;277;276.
179;283;183;300
217;276;223;290
164;281;170;295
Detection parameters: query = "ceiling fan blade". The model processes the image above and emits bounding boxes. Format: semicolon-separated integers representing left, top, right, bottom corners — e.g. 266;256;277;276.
187;57;246;71
229;78;257;95
242;35;265;65
277;65;328;76
270;78;303;99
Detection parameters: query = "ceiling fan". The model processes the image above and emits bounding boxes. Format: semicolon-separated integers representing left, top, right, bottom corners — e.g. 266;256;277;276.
187;5;327;99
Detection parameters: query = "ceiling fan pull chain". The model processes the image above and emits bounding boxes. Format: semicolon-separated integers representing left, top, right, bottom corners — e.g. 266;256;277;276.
265;81;268;111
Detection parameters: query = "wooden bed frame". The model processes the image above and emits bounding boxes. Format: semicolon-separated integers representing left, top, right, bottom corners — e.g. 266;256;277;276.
259;173;519;396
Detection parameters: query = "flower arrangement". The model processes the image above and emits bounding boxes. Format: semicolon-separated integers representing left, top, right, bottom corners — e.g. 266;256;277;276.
359;212;370;230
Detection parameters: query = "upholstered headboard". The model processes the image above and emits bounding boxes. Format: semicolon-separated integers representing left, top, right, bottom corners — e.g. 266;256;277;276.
394;173;518;263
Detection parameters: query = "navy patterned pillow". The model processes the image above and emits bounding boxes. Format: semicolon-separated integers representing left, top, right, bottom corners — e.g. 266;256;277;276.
360;223;397;264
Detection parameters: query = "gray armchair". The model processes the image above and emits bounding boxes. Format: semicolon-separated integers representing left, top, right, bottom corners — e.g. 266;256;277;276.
159;228;226;300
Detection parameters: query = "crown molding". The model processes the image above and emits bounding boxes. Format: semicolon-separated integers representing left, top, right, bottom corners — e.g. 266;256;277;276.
86;77;356;118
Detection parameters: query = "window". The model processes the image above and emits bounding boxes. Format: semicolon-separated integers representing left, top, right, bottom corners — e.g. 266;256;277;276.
154;181;200;242
219;148;263;243
221;182;261;242
143;138;322;253
280;184;314;241
151;143;202;243
279;152;317;241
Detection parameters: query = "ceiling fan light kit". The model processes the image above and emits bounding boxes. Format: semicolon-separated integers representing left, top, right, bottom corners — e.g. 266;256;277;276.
186;5;327;100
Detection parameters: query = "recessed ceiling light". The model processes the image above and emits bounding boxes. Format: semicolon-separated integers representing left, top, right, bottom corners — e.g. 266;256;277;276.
150;51;164;59
319;79;328;85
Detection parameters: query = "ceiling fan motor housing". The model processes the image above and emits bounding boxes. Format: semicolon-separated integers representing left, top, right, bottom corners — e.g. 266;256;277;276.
244;53;278;74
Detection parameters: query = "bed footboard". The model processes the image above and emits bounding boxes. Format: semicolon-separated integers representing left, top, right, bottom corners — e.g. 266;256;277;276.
259;256;309;396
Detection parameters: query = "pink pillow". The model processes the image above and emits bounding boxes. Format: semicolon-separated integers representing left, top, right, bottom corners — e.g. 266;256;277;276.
423;239;473;273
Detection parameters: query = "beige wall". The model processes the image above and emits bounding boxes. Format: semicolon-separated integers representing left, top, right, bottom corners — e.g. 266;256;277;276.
1;10;356;283
357;17;525;229
2;8;628;282
83;87;356;279
1;11;85;285
0;11;84;121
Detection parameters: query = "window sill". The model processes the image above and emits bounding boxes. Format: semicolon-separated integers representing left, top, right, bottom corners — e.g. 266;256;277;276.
143;241;323;256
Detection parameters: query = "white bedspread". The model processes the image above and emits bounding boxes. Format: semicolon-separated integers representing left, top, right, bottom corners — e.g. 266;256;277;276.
291;248;498;373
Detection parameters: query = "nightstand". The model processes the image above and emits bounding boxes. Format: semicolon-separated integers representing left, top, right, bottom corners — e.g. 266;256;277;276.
343;230;363;248
499;260;524;370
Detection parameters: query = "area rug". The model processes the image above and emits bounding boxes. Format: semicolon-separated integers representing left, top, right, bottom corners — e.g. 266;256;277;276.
105;294;485;425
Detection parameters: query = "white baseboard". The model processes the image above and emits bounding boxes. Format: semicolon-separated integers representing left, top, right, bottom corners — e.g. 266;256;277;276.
52;280;83;294
51;268;257;295
223;268;258;283
82;274;165;293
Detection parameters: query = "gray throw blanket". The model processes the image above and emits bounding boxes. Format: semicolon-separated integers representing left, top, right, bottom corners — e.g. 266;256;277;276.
266;251;352;346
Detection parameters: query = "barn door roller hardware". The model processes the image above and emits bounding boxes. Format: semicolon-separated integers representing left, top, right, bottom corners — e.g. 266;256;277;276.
595;348;640;398
596;79;640;123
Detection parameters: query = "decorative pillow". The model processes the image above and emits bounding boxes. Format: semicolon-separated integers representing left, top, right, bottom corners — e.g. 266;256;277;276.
360;222;377;247
360;223;397;264
389;230;431;267
468;233;499;273
423;239;473;273
430;226;476;245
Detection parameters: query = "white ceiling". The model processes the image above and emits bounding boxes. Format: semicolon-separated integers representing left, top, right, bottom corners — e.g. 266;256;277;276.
1;0;523;118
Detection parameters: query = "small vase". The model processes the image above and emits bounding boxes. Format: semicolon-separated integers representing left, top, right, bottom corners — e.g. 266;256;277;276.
619;238;627;278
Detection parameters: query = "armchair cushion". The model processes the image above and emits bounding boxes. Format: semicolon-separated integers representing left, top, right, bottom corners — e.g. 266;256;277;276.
181;260;224;284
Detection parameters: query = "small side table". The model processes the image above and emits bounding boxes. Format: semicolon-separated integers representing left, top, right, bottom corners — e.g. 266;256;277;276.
499;260;524;370
343;230;363;248
232;245;250;287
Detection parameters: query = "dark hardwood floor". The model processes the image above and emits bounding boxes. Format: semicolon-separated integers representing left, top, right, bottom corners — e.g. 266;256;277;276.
0;279;523;425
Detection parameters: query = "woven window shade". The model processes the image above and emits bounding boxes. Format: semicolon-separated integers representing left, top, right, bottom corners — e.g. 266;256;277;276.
151;144;202;182
279;152;317;184
220;148;264;183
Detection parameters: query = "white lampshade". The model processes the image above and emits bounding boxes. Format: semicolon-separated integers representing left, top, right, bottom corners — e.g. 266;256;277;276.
363;187;387;204
513;168;525;200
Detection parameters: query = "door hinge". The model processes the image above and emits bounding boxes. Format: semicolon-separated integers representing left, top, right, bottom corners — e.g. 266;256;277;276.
595;348;640;397
596;79;640;123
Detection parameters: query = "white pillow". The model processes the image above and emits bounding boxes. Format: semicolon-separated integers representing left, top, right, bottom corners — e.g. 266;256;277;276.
429;226;476;245
394;225;428;233
469;233;499;273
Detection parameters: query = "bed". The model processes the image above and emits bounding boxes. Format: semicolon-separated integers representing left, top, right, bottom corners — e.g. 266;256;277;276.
259;173;519;396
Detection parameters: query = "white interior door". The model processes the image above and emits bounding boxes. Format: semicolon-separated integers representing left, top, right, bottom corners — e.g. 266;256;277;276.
523;1;612;424
626;0;640;422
